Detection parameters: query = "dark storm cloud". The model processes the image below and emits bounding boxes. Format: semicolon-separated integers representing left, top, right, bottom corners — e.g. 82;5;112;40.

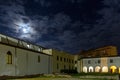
1;0;120;53
0;0;25;29
0;0;38;41
34;0;51;7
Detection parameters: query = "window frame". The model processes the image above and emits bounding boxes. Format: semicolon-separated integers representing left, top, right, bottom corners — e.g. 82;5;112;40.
38;55;41;63
6;51;12;64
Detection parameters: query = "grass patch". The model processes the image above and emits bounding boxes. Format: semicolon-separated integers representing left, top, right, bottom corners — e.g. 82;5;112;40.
71;72;119;76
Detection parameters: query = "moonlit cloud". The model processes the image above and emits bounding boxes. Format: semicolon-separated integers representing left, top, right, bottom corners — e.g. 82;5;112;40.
1;0;120;53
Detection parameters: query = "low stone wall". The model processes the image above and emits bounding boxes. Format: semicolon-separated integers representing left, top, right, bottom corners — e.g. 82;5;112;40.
79;75;119;80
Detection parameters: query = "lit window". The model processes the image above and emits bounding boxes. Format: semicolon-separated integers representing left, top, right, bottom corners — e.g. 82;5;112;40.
38;56;40;62
38;48;40;51
6;51;12;64
27;44;30;48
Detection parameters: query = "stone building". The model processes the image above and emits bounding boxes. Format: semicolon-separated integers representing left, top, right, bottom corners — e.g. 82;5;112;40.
0;34;52;76
78;46;117;58
43;49;75;73
76;46;120;74
78;56;120;73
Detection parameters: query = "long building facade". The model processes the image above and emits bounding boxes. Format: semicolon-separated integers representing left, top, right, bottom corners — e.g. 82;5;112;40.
0;33;75;76
76;46;120;74
0;34;52;76
1;33;120;76
77;56;120;73
78;46;117;58
43;49;75;73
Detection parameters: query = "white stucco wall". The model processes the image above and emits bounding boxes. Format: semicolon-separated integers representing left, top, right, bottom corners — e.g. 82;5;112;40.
78;57;120;73
0;43;52;76
0;44;16;76
27;51;50;75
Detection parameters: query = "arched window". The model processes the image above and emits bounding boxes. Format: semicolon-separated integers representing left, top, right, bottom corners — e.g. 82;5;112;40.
6;51;12;64
95;66;101;72
110;66;117;73
83;66;87;73
102;66;108;72
89;66;94;72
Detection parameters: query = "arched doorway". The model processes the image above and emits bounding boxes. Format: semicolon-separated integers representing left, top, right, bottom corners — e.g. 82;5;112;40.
89;66;93;72
95;66;101;72
110;66;117;73
102;66;108;72
83;66;87;73
119;67;120;73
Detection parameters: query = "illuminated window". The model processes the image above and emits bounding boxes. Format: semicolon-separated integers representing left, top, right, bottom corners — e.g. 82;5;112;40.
27;44;30;48
95;66;101;72
110;66;117;73
83;66;87;73
6;51;12;64
38;56;40;62
89;66;94;72
102;66;108;72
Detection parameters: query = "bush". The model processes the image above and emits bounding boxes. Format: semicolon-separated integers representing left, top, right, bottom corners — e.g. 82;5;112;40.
60;69;78;74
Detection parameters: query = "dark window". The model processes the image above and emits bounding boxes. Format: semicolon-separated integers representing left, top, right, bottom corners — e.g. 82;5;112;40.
7;51;12;64
57;63;59;69
60;57;62;61
98;60;100;63
64;58;66;62
88;60;91;64
67;58;68;62
64;65;66;69
57;56;59;61
75;67;77;70
75;61;77;64
72;60;74;63
38;56;40;63
69;65;71;70
72;66;74;69
69;59;71;63
110;59;113;63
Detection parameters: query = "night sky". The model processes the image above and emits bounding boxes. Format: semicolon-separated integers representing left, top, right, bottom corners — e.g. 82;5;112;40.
0;0;120;54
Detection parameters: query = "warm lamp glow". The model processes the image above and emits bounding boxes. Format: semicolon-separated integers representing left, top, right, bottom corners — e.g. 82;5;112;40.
95;66;101;72
102;66;108;72
83;66;87;73
110;66;117;73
